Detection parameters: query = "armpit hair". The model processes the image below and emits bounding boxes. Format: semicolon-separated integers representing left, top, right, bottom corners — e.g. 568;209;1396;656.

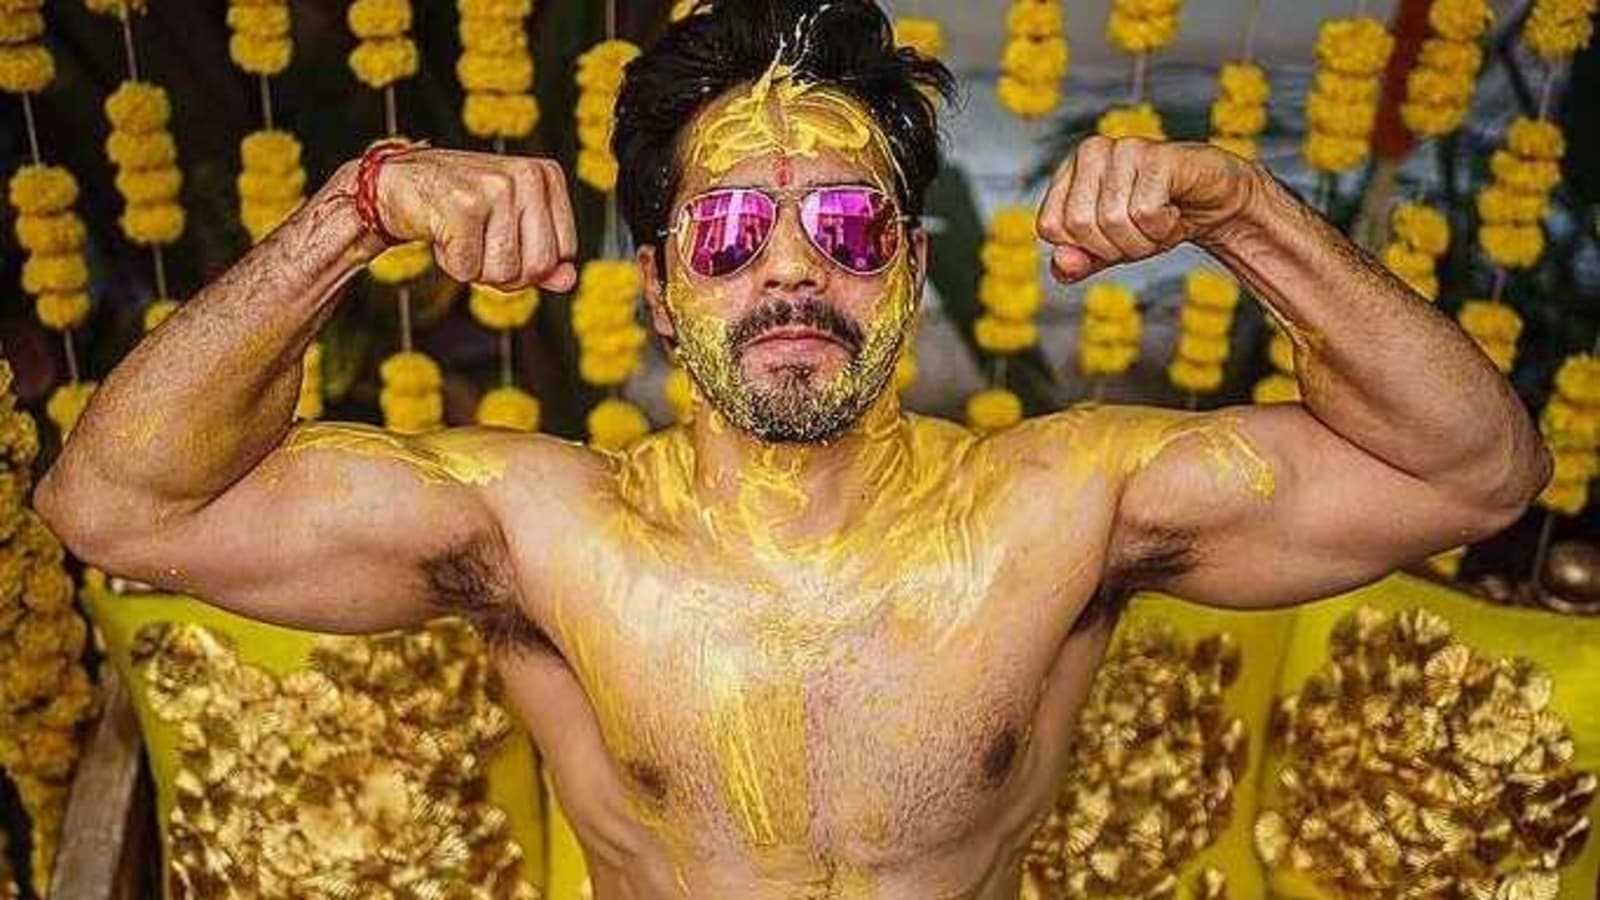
419;534;555;656
1074;523;1198;633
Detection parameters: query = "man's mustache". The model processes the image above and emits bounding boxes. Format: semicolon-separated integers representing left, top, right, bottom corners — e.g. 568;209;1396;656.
728;298;865;355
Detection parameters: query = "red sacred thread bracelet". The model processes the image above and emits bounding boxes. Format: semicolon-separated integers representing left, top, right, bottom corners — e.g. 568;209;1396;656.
337;138;429;245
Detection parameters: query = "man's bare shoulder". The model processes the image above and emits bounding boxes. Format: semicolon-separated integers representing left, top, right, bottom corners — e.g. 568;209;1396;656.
987;402;1206;482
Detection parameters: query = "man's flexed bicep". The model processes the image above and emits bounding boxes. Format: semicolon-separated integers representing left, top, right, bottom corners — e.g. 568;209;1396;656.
50;422;540;635
1105;403;1521;609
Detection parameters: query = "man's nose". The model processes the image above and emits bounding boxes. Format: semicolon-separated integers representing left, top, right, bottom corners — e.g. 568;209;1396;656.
758;207;826;296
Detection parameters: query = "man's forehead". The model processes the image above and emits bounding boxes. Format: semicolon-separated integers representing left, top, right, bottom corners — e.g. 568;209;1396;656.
681;149;887;194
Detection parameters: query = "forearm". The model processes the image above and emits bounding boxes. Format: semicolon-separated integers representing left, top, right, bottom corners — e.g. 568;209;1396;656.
1202;170;1547;500
40;163;382;526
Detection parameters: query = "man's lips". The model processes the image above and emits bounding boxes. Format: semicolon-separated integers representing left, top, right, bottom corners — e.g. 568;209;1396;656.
741;326;851;351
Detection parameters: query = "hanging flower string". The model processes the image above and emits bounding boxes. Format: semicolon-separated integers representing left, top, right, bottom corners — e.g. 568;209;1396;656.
1209;62;1269;159
1253;323;1300;404
574;39;639;193
1078;282;1143;398
1167;269;1238;400
967;206;1042;432
1538;355;1600;517
1303;16;1393;174
1476;117;1563;271
1399;0;1491;138
1382;201;1450;300
1456;299;1522;375
574;261;650;448
997;0;1068;120
1097;0;1183;138
458;0;539;141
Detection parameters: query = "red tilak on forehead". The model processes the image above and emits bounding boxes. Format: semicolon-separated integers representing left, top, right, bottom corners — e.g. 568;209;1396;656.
774;155;793;188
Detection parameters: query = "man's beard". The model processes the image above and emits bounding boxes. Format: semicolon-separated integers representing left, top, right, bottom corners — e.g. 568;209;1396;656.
672;292;910;444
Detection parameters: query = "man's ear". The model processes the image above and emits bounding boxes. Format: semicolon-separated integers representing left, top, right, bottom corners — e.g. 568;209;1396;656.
638;245;677;347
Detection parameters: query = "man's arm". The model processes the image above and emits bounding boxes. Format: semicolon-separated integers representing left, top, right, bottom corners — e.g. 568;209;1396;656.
1036;138;1550;608
34;148;582;633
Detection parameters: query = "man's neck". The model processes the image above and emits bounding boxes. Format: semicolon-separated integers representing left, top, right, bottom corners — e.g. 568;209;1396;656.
684;391;909;547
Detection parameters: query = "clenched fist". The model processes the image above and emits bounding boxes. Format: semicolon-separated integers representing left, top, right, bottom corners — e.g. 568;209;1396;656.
374;148;579;292
1037;138;1261;283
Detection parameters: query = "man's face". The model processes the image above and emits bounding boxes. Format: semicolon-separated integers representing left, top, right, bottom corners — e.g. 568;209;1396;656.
640;72;927;444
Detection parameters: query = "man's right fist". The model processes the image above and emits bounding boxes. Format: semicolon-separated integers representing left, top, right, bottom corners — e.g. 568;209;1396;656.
374;148;579;292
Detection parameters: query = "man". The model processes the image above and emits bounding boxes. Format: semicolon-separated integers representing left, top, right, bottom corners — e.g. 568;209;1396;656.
36;0;1549;896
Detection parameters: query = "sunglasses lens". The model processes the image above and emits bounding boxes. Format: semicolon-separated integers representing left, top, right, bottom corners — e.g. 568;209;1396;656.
685;191;777;278
801;188;900;274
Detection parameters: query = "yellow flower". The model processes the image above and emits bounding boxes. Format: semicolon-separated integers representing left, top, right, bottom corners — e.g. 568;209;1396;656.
1303;132;1369;173
35;292;89;331
1312;71;1378;104
1405;66;1474;106
1391;202;1450;256
228;33;291;75
588;398;650;450
579;351;640;386
895;17;945;58
380;391;443;433
1429;0;1494;40
1106;9;1179;54
1314;17;1394;77
1426;545;1467;578
1305;94;1377;137
226;4;290;37
380;350;442;392
966;388;1023;431
980;242;1039;281
83;0;147;18
1097;103;1165;140
1217;61;1270;104
1185;269;1238;309
476;386;539;431
9;165;77;215
975;315;1039;354
237;168;304;203
0;10;44;43
1210;135;1257;160
1543;399;1600;449
104;80;169;132
1538;478;1588;515
1400;100;1465;137
240;201;296;242
347;0;411;39
468;284;538;330
1268;331;1295;373
1476;184;1547;225
143;298;179;332
1550;448;1599;482
894;347;918;393
46;382;96;436
1168;358;1223;393
1489;150;1561;193
1001;35;1070;82
461;16;531;55
116;166;183;204
240;129;302;172
1554;354;1600;407
369;241;432;283
989;206;1038;245
1456;299;1523;343
120;202;186;246
463;92;540;139
1084;282;1136;319
1383;242;1435;279
979;277;1043;321
1523;0;1597;60
1253;373;1300;404
1081;315;1141;344
349;37;417;88
1478;223;1544;269
668;0;702;21
21;253;86;294
1417;36;1483;72
1210;100;1266;138
664;366;695;422
458;0;533;16
1179;305;1232;338
105;130;177;169
457;50;533;93
14;212;85;254
0;43;53;94
574;40;639;192
996;76;1060;118
1078;342;1139;377
577;149;619;193
1006;0;1064;38
1506;116;1565;161
1175;332;1229;365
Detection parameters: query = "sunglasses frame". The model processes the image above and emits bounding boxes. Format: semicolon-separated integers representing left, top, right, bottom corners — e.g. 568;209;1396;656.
659;184;912;280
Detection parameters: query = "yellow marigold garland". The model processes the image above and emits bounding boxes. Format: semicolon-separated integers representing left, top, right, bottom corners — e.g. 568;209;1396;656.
1456;299;1522;374
1400;0;1491;138
236;129;305;243
83;0;148;18
1079;282;1143;378
1107;0;1184;55
1538;354;1600;515
1476;116;1563;270
664;366;695;423
1209;61;1270;160
1097;102;1166;140
997;0;1069;120
1303;17;1393;173
974;206;1043;356
369;239;433;284
347;0;417;89
967;387;1024;432
476;385;540;432
1382;201;1450;299
1167;269;1238;395
895;17;945;58
0;362;97;898
226;0;292;76
588;397;650;451
457;0;538;139
573;260;646;389
9;165;92;333
379;350;443;433
104;80;186;246
1523;0;1597;60
0;0;52;93
574;40;640;192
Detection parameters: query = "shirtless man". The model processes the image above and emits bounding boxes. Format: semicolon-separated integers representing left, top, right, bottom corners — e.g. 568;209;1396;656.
35;0;1549;896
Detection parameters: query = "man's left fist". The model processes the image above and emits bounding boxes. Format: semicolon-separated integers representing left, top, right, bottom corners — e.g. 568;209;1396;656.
1036;138;1260;283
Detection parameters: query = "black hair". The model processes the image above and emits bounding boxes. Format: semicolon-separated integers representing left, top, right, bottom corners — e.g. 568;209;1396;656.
613;0;958;254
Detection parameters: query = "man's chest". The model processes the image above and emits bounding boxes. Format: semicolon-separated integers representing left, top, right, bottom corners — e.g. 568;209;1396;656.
529;516;1096;871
